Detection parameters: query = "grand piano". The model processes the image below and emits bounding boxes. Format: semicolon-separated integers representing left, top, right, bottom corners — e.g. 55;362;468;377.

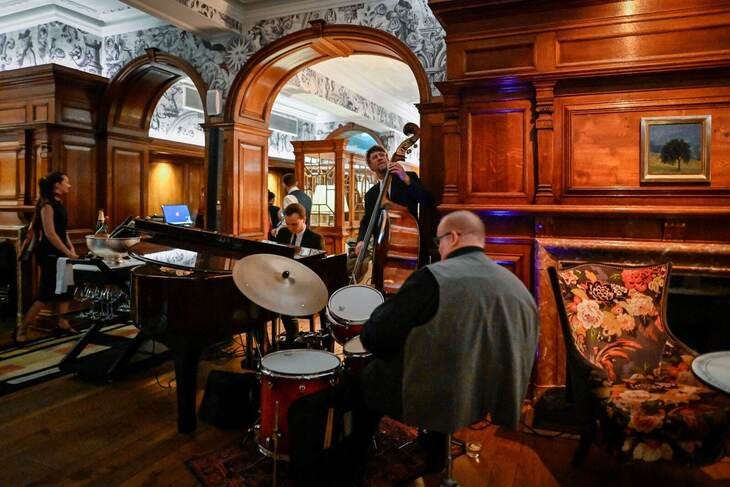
127;219;347;433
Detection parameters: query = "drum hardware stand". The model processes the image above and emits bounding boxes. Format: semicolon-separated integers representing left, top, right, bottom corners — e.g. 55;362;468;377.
272;400;281;487
441;433;460;487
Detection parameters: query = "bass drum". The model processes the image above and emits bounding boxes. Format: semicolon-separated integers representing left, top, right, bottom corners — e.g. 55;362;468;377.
257;349;341;460
326;284;383;344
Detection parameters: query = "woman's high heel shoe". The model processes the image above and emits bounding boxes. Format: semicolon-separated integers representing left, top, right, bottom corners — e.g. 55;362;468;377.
57;320;79;335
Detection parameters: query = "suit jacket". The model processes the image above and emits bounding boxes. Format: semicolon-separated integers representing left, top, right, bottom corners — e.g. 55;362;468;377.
276;227;325;251
357;171;432;242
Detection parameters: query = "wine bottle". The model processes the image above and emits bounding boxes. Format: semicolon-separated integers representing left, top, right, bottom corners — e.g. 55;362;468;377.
95;210;104;231
94;211;109;236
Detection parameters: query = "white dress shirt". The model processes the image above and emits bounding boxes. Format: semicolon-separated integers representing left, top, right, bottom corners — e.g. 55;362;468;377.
289;224;307;247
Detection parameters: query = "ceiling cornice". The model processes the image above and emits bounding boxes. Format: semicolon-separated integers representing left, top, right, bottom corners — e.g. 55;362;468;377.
0;0;165;36
235;0;361;25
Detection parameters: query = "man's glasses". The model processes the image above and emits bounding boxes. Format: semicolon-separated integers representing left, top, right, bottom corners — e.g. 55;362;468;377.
432;232;459;246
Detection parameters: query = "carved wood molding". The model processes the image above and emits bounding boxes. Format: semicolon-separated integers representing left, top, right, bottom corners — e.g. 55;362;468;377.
101;50;210;134
438;203;730;216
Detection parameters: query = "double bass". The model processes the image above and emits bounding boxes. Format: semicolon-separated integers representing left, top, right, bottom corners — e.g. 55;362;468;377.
352;123;421;295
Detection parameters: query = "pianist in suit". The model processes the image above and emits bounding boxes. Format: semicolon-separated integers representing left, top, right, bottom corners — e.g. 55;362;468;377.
275;203;325;251
275;203;325;341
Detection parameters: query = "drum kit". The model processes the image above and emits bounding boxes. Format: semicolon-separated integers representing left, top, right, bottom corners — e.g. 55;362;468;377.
231;254;382;475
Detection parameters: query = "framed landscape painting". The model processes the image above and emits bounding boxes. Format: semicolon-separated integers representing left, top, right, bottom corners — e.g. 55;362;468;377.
640;115;711;182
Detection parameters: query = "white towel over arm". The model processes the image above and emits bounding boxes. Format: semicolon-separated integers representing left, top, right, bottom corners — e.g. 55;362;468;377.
55;257;75;294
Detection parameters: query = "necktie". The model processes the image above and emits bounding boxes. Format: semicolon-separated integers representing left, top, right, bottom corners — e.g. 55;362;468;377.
290;233;296;245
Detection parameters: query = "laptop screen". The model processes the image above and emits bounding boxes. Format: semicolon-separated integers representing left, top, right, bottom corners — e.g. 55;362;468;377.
161;204;193;226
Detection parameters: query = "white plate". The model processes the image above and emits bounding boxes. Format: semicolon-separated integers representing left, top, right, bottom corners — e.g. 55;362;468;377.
692;351;730;394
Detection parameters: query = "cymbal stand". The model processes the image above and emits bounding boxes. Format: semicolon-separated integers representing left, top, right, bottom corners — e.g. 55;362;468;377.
272;400;281;487
441;433;459;487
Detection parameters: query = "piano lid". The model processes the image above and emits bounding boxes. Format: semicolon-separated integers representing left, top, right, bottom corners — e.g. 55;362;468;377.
128;219;325;273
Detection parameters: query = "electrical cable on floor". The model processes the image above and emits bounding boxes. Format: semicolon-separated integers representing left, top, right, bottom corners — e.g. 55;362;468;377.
519;419;570;438
151;337;175;390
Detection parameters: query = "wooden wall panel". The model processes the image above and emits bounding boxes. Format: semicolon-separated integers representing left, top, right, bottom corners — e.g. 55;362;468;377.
436;2;730;80
110;146;143;225
463;100;533;202
0;105;26;125
556;20;730;68
0;141;19;200
60;138;96;232
456;39;536;77
148;161;185;217
188;163;203;219
238;142;265;236
558;85;730;194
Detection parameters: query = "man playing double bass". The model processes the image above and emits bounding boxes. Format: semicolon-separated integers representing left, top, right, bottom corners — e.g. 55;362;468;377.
354;145;433;262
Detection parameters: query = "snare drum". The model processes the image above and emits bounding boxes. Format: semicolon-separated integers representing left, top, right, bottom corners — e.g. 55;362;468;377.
343;335;372;377
326;285;383;344
258;349;341;460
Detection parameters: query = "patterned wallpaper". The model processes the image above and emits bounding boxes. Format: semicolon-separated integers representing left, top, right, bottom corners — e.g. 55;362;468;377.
288;68;409;132
149;79;206;146
0;22;103;74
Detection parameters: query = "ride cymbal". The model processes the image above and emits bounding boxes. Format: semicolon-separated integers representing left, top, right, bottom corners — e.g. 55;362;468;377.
232;254;328;316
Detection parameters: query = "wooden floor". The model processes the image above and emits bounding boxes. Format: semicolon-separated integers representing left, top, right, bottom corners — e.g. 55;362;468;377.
1;358;729;487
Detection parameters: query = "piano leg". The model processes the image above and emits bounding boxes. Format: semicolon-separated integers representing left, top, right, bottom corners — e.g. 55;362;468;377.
168;335;204;434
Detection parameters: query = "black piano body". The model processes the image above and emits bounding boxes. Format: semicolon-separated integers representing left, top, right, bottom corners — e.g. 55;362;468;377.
128;219;347;433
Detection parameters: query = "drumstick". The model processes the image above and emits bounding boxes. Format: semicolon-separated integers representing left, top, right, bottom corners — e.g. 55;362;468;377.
323;407;334;449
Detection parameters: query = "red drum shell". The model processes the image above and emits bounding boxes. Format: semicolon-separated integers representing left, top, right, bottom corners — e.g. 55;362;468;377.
343;336;373;378
328;320;363;345
258;350;340;459
326;285;383;345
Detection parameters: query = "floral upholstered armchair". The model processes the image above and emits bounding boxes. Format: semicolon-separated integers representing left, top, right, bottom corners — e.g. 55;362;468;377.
548;263;730;465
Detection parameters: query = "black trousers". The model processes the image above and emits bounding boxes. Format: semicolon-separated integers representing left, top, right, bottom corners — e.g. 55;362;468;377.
347;372;447;485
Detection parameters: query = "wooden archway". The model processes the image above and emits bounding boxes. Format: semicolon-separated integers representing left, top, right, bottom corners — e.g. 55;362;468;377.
325;122;385;148
221;20;431;237
101;48;210;135
99;49;209;226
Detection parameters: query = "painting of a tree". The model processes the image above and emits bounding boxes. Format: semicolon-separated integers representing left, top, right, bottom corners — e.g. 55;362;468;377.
641;116;710;182
659;138;691;171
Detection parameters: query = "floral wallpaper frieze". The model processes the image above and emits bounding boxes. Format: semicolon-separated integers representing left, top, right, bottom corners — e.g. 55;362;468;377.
0;22;103;74
288;68;409;132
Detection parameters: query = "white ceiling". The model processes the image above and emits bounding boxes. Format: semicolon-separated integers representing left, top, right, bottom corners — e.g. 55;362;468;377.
310;55;420;106
274;54;420;134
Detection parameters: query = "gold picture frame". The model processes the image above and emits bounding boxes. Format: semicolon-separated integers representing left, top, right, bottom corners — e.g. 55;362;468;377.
640;115;711;183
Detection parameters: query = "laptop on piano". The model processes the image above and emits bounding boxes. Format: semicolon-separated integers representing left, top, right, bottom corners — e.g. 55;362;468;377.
161;204;193;227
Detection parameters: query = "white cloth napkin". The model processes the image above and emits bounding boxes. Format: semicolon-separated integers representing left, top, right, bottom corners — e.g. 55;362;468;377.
55;257;75;294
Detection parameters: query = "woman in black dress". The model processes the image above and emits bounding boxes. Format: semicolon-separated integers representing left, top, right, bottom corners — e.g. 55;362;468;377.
15;171;78;344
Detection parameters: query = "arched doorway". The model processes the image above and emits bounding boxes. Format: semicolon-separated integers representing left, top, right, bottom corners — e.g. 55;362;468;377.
99;48;210;227
221;20;431;237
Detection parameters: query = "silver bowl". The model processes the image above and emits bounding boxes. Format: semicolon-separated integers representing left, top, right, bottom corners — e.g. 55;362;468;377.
85;235;141;262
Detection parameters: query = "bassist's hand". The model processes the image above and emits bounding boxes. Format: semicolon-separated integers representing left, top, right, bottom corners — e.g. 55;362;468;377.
355;240;365;257
388;162;411;185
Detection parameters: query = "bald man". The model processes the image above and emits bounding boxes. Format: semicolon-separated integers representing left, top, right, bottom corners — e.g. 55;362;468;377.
347;211;539;481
